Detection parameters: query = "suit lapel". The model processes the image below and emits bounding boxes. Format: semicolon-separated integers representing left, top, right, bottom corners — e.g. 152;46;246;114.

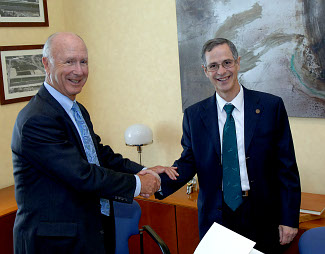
200;94;222;159
37;85;86;156
243;87;263;153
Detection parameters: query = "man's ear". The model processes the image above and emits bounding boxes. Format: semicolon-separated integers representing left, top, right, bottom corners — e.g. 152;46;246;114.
42;57;50;74
202;65;209;77
236;56;241;71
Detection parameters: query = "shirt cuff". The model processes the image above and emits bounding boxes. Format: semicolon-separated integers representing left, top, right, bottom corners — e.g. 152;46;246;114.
134;175;141;197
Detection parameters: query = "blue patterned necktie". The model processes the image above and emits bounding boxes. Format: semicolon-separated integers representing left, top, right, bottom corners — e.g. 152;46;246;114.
71;102;110;216
222;104;243;211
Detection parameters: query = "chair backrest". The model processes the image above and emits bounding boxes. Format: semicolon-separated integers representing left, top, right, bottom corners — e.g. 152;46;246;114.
298;226;325;254
113;200;142;254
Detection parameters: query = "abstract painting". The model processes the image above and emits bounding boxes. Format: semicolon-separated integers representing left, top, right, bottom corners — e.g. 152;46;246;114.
176;0;325;117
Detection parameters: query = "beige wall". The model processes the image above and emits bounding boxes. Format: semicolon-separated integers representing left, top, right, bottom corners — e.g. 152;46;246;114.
63;0;184;168
1;0;324;194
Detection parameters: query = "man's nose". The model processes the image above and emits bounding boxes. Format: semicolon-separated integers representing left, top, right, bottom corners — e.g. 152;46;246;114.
73;63;83;75
216;65;227;75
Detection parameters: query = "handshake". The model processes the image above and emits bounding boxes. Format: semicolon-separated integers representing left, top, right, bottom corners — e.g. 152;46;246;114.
137;166;178;198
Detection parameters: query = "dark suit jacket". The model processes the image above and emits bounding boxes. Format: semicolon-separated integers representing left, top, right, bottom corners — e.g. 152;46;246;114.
11;85;143;254
157;87;301;241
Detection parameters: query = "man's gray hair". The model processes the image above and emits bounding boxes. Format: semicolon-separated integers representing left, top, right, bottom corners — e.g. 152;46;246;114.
42;33;57;62
201;38;239;66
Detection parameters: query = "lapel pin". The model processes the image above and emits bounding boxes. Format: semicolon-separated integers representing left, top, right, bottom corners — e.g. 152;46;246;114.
256;109;260;114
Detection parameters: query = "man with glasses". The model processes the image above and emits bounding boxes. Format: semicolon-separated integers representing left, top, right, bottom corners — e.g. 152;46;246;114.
157;38;301;253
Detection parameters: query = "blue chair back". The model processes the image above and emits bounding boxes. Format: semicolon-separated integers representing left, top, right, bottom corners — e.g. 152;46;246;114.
298;226;325;254
113;200;142;254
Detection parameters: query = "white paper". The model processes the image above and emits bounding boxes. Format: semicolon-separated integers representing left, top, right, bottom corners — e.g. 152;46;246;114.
194;222;263;254
249;249;264;254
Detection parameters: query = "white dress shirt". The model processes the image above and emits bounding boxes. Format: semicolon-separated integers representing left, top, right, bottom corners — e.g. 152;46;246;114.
216;85;250;191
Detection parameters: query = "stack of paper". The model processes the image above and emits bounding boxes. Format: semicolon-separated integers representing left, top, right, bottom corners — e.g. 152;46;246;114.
194;222;264;254
300;192;325;215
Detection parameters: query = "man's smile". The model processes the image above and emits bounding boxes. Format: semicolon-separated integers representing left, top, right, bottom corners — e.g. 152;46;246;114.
216;75;231;82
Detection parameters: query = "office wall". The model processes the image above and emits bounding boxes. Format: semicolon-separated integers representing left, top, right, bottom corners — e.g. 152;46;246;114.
0;0;324;195
63;0;184;170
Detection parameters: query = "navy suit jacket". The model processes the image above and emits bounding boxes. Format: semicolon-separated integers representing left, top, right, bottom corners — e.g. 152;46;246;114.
157;87;301;240
11;85;143;254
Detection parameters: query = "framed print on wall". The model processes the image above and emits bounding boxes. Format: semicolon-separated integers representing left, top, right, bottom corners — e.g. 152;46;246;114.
0;0;49;27
0;44;45;105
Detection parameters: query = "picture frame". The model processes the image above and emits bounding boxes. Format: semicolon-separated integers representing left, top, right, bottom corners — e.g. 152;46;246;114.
0;44;45;105
0;0;49;27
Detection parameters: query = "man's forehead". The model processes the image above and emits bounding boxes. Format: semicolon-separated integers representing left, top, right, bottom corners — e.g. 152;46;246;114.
52;34;87;49
206;52;232;62
207;44;231;54
52;43;88;58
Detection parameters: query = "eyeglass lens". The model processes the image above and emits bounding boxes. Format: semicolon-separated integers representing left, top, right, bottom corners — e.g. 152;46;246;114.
207;59;235;71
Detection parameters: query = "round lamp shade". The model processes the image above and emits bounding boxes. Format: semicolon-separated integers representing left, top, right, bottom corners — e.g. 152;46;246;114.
124;124;153;146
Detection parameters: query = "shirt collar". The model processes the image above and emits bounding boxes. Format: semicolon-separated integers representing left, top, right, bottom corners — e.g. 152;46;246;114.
44;82;75;112
216;84;244;112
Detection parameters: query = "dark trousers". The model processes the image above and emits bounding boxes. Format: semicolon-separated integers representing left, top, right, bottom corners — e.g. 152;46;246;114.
101;214;116;254
222;195;289;254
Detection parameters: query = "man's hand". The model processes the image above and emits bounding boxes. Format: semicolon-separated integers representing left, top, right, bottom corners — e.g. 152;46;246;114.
137;170;161;198
279;225;298;245
147;165;179;180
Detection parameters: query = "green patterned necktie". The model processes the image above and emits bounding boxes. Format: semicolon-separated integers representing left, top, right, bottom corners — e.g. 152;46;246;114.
71;102;110;216
222;104;243;211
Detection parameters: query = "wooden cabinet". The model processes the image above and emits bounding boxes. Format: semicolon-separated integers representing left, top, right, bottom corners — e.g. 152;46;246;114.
175;206;199;254
0;185;17;254
0;211;16;254
130;186;200;254
129;200;178;254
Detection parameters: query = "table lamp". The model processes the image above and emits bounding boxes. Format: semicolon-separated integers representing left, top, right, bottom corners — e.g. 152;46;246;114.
124;124;153;165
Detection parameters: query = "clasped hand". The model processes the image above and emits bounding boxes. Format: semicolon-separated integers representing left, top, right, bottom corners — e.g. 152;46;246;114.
137;166;178;198
279;225;298;245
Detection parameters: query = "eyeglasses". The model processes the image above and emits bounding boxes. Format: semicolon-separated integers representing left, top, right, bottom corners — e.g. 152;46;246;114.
205;59;236;72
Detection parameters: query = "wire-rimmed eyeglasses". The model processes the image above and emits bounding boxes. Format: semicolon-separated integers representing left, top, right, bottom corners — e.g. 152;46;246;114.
205;59;236;72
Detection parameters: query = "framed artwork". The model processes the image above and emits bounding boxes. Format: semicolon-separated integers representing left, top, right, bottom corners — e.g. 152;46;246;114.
0;44;45;105
0;0;49;27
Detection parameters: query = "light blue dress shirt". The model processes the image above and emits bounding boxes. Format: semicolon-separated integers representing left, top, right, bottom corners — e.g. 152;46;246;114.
43;83;141;216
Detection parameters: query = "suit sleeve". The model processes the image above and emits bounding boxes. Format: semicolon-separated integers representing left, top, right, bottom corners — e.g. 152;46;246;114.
95;134;143;174
156;109;197;199
19;114;137;203
275;99;301;227
78;103;143;174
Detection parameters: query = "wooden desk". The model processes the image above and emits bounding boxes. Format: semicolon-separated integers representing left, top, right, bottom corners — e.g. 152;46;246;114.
0;185;17;254
0;185;17;217
137;184;198;208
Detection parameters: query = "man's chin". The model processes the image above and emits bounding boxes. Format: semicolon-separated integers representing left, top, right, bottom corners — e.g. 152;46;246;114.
67;86;84;98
